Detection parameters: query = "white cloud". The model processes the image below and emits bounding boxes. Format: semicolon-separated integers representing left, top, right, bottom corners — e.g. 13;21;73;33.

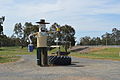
0;0;14;4
1;0;120;17
93;4;120;14
1;0;120;37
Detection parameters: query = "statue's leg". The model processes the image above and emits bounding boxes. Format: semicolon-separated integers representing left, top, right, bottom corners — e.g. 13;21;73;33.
43;47;48;66
41;48;44;66
37;48;42;66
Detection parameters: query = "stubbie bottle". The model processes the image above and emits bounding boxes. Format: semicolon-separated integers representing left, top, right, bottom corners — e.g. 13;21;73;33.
28;44;34;52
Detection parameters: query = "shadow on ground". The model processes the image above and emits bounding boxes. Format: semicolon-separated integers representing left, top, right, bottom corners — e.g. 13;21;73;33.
47;61;86;67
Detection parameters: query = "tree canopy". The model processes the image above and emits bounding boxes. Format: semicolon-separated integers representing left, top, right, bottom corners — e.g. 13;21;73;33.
1;18;120;47
79;28;120;45
48;23;76;46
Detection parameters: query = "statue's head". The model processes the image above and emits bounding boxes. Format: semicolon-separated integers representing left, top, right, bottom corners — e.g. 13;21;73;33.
36;19;50;32
39;25;46;32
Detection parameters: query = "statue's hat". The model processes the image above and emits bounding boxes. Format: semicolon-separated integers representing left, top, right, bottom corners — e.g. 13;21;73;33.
36;19;50;24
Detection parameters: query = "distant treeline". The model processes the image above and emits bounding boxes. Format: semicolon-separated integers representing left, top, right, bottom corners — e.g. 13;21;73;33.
0;35;23;47
0;22;75;47
0;21;120;47
79;28;120;45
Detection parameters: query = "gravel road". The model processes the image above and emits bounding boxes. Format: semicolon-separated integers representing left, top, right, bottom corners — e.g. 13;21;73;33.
0;55;120;80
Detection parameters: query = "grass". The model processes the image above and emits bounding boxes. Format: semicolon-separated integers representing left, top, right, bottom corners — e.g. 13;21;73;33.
0;47;36;55
0;46;36;63
70;47;120;60
48;46;66;54
0;46;120;63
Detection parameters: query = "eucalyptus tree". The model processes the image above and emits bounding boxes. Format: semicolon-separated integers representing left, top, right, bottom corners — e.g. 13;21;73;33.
112;28;120;45
0;16;5;35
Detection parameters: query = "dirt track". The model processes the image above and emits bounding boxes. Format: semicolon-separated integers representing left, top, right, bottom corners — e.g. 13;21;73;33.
0;55;120;80
70;46;107;53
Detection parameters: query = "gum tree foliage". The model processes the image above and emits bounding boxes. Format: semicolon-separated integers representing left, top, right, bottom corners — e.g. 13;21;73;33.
112;28;120;44
0;16;5;35
48;23;58;46
0;25;3;35
80;28;120;45
0;35;21;47
90;37;101;45
24;22;39;39
12;22;39;47
101;32;113;45
48;23;76;47
12;23;24;47
80;36;91;45
23;22;39;46
101;29;120;45
60;25;76;46
13;23;23;38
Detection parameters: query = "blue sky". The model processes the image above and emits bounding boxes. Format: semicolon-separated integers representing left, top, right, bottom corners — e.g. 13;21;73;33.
0;0;120;42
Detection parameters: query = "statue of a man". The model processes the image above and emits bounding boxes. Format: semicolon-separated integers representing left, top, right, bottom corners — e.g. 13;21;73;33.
28;19;49;66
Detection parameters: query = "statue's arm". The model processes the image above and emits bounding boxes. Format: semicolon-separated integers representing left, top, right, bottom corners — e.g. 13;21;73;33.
28;33;38;44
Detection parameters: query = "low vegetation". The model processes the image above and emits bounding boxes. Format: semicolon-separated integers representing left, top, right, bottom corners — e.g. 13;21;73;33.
70;47;120;60
0;47;35;63
0;46;120;63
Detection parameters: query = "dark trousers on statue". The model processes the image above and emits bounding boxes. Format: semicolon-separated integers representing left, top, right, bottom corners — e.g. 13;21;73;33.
37;47;48;66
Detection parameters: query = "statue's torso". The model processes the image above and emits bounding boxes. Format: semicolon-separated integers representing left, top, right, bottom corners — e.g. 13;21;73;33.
36;32;47;47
